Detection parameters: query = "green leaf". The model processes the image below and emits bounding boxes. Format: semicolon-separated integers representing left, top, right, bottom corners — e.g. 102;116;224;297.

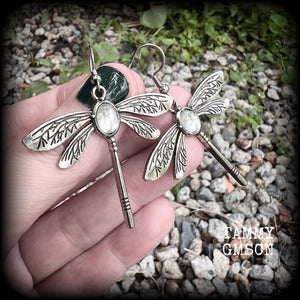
170;181;183;196
35;58;55;67
182;49;190;64
230;69;242;82
140;5;168;29
93;42;120;64
22;81;50;100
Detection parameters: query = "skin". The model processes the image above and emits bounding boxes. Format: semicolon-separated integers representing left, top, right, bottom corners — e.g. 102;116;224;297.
2;63;204;297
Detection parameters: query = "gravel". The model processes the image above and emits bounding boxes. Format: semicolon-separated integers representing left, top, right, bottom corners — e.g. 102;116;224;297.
3;3;298;298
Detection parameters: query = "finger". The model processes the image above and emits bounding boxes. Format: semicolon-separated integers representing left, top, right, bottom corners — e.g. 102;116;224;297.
35;197;175;298
19;121;204;284
3;63;145;254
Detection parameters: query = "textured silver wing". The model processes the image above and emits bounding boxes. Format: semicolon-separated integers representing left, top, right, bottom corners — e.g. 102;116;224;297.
23;111;92;151
174;131;187;180
195;97;229;116
120;115;160;140
116;93;173;116
59;123;94;168
144;124;180;181
189;71;224;110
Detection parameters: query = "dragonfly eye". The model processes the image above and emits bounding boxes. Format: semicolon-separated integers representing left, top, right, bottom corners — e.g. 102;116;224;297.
176;107;201;136
93;102;120;137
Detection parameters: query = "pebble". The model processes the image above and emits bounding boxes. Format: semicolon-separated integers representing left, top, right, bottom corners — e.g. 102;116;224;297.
232;149;252;163
192;278;215;297
208;219;228;243
177;186;191;203
249;264;274;281
251;280;275;295
213;249;230;279
194;186;215;202
162;259;183;279
179;221;195;254
210;178;228;193
212;277;228;296
191;255;215;280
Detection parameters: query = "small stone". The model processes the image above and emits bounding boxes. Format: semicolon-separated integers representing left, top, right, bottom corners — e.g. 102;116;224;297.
235;138;252;150
195;186;215;201
210;178;228;193
162;259;183;279
228;262;241;278
191;255;215;280
139;254;155;277
189;177;201;191
164;280;181;297
267;87;280;100
192;278;215;297
212;277;229;296
234;273;250;298
180;221;195;254
208;218;228;243
280;245;298;267
30;72;46;82
35;27;45;36
155;246;179;262
274;265;292;289
255;188;271;204
181;279;196;294
258;203;279;218
35;48;47;59
177;186;191;203
184;238;203;261
213;249;230;279
232;150;252;163
251;280;275;295
262;248;280;269
249;264;274;281
228;282;239;298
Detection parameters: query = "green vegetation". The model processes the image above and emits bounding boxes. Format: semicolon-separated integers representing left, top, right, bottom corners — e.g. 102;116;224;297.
11;3;296;109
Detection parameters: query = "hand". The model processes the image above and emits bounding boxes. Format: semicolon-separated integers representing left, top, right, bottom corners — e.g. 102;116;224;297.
3;63;204;297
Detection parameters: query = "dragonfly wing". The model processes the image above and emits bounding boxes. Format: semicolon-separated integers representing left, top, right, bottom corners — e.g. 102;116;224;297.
23;111;92;151
144;124;180;181
116;93;173;116
189;71;224;109
59;123;94;168
195;97;229;116
120;115;160;140
174;131;187;180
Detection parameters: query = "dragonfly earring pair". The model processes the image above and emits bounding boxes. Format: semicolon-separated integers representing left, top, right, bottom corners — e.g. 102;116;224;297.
22;43;247;229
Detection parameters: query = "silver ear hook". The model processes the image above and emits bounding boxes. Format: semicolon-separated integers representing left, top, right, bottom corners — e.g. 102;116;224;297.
128;43;169;94
88;46;102;88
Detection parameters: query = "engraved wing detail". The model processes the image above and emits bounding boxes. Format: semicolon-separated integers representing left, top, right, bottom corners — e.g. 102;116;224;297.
59;123;94;168
23;111;92;151
120;115;160;140
195;97;229;116
144;124;180;181
116;93;174;116
189;71;224;110
174;131;187;180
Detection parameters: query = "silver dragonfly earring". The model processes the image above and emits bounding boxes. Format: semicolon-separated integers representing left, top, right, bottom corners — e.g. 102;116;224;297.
144;63;248;186
23;45;174;228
